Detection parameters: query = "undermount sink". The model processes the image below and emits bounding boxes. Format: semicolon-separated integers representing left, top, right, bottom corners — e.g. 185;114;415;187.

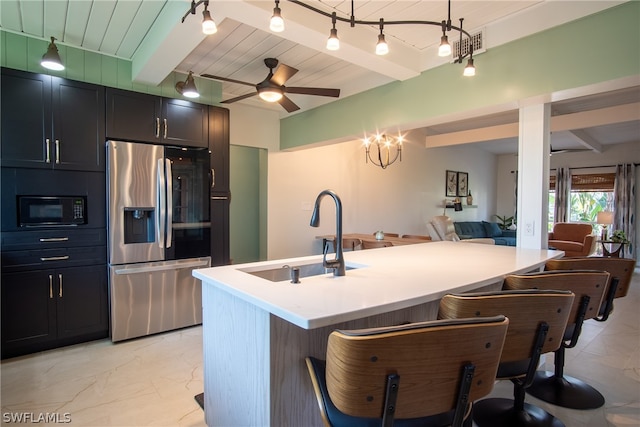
240;262;358;282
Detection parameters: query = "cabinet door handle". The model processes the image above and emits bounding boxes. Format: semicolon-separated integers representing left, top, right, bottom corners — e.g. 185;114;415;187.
40;255;70;262
58;274;63;297
55;139;60;164
49;275;54;298
211;168;215;189
156;118;160;138
163;118;168;139
45;138;51;163
39;237;69;242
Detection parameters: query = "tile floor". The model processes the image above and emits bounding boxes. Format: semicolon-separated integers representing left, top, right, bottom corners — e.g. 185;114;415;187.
2;268;639;427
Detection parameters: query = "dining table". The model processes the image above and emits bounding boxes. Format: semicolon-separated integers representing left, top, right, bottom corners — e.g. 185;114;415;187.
316;232;432;248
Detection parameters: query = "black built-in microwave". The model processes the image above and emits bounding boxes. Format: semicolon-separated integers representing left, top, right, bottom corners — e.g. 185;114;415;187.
18;196;87;227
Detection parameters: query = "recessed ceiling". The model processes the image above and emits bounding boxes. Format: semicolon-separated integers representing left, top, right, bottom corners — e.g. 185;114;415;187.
1;0;637;154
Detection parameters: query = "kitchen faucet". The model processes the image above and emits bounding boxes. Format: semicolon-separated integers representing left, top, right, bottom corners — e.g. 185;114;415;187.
310;189;345;276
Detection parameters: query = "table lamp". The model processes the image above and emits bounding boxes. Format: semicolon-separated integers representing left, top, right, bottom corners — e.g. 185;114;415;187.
596;211;613;240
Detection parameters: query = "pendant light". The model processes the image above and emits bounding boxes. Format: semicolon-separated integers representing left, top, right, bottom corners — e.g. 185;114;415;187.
326;13;339;51
270;0;284;32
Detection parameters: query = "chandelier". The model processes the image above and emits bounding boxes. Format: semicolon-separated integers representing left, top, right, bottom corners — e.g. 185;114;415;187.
363;133;404;170
182;0;476;76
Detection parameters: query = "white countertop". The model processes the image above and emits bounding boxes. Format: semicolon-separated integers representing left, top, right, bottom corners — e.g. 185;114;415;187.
193;241;564;329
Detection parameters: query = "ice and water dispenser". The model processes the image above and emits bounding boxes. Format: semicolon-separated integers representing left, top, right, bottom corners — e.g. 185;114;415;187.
123;208;155;244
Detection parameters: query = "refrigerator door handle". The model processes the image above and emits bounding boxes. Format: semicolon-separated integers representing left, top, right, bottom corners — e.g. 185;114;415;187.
165;158;173;248
113;259;210;275
157;158;167;248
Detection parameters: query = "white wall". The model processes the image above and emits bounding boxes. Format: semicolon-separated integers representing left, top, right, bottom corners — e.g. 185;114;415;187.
267;138;497;260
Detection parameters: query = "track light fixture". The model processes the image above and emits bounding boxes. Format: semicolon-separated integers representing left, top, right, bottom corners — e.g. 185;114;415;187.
175;71;200;98
326;13;339;51
363;133;404;170
41;36;65;71
182;1;217;35
270;0;285;32
182;0;476;76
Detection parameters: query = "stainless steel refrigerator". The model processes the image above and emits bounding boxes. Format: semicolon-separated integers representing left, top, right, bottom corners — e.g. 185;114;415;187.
107;140;211;342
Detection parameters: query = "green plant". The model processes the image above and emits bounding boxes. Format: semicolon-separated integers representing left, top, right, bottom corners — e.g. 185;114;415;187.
494;215;514;230
610;230;629;243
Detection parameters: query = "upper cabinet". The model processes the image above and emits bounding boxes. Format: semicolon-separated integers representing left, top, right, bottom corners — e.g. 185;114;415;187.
209;106;230;194
106;88;208;148
1;68;105;171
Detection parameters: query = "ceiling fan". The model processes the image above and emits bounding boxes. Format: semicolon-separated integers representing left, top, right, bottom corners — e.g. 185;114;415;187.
550;146;593;155
201;58;340;113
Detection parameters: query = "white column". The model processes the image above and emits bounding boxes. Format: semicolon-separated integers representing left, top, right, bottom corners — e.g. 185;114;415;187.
517;103;550;249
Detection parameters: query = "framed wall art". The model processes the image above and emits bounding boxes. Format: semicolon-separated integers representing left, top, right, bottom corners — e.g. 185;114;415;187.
457;172;469;197
446;170;457;197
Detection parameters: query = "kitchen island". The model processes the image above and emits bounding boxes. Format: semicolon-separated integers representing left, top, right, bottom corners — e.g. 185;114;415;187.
193;241;563;426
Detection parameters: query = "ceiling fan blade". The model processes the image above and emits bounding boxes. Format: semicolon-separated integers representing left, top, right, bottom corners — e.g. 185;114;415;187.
271;63;298;86
278;95;300;113
221;92;258;104
285;87;340;98
201;74;255;87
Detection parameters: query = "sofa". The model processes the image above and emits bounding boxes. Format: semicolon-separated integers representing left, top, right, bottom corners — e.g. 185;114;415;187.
453;221;517;246
426;216;495;244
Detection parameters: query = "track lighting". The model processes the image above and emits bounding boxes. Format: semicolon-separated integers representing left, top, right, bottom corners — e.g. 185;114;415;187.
175;71;200;98
41;36;65;71
375;20;389;56
182;0;478;76
463;57;475;77
182;1;216;35
201;2;217;35
270;0;284;32
326;13;339;51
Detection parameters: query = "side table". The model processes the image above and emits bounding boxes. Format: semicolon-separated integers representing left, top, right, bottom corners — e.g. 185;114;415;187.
598;240;628;258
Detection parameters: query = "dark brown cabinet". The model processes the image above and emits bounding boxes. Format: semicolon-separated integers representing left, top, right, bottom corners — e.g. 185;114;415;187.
0;68;105;171
106;88;208;148
1;265;108;359
209;106;231;266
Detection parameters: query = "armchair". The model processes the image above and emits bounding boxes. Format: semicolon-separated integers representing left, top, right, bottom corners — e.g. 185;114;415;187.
548;223;595;257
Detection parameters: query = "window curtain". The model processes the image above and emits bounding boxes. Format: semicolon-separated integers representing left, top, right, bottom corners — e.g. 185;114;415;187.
613;164;636;259
554;166;571;223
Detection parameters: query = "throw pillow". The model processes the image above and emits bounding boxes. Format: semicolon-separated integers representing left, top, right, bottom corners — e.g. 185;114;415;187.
482;221;503;237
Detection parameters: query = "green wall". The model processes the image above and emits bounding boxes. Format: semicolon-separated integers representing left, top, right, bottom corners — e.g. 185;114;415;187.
229;145;268;263
0;30;222;103
281;1;640;149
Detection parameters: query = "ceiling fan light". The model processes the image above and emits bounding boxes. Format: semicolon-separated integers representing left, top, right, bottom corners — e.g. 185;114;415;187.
270;6;284;32
463;58;476;76
326;28;340;51
376;33;389;56
438;35;451;57
258;88;283;102
41;36;65;71
176;71;200;98
202;9;217;35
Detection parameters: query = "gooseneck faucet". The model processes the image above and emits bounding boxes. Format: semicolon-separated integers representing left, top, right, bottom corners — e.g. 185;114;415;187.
310;189;345;276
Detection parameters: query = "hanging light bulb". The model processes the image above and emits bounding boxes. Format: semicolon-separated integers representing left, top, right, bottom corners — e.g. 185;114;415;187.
463;57;475;76
201;2;217;35
375;19;388;56
41;36;65;71
326;14;340;51
270;0;284;32
438;34;452;57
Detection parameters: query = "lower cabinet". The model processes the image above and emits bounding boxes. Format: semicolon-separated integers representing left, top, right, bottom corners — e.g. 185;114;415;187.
1;264;108;359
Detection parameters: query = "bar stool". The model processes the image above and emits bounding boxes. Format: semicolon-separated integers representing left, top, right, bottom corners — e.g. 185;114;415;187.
439;288;575;427
306;316;509;427
504;269;610;410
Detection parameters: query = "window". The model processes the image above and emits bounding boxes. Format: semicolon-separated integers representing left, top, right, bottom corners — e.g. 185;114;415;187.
548;173;615;233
